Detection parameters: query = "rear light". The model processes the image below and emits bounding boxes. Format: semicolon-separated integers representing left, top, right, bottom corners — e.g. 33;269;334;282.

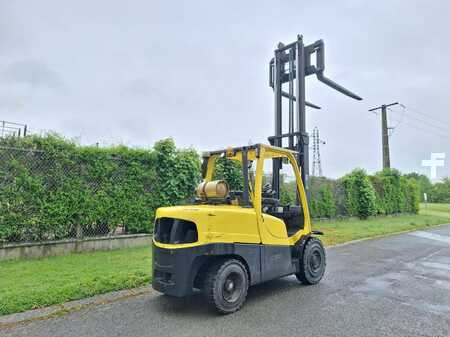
154;270;173;283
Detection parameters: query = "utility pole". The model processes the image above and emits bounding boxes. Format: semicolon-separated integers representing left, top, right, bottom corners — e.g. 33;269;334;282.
368;102;398;169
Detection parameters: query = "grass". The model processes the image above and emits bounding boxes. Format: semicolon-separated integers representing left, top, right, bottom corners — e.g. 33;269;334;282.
419;202;450;217
314;203;450;246
1;203;449;316
0;246;151;316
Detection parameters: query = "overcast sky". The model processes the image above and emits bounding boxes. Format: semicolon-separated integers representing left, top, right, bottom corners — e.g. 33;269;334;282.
1;0;449;180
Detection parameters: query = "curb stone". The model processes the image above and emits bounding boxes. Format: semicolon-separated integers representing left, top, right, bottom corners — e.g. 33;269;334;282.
0;286;152;330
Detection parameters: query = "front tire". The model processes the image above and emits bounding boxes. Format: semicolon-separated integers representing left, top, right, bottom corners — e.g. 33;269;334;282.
296;237;326;285
204;259;249;314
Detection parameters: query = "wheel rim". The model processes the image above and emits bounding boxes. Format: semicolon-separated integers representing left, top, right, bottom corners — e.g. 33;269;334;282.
309;249;323;274
222;272;243;303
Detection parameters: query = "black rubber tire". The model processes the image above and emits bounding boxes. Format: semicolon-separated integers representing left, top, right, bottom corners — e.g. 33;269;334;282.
296;237;326;285
203;259;249;314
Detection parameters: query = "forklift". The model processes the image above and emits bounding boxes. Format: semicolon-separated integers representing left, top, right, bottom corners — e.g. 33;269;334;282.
152;35;362;314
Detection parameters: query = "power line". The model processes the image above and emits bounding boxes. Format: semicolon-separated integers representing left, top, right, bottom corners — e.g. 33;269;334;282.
393;117;450;141
404;113;450;134
399;104;450;128
389;106;450;135
382;109;450;140
387;104;405;136
385;102;450;140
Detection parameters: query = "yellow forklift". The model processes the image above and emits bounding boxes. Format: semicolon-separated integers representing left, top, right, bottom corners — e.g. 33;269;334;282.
152;35;361;313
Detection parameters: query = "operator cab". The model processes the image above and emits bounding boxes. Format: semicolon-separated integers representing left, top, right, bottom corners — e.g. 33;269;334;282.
259;155;305;236
198;144;305;237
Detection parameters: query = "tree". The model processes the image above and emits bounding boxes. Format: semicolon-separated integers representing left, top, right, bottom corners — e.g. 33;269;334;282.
404;172;432;201
430;178;450;203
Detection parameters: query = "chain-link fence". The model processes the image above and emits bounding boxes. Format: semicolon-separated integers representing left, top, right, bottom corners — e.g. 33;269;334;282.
0;146;156;244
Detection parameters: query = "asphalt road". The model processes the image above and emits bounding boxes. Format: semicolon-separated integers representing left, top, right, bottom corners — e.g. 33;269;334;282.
3;225;450;337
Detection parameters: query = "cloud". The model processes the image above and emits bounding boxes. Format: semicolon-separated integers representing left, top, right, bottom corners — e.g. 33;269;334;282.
2;60;64;89
0;0;449;179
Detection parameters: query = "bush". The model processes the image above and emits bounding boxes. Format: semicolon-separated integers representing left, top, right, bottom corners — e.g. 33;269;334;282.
342;169;377;219
369;175;386;215
313;185;336;218
374;169;404;214
404;179;420;213
309;177;336;218
369;169;420;215
404;173;432;201
0;135;201;242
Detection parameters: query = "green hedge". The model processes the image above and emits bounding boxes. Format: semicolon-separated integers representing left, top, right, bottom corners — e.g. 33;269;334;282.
0;135;200;242
266;169;419;219
310;184;336;218
0;134;428;242
341;169;377;219
310;169;419;219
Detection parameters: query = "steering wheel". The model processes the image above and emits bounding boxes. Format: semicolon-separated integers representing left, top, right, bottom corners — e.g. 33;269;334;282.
262;183;276;198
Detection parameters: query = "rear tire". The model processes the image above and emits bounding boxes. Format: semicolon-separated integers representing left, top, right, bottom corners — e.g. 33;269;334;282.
204;259;249;314
296;237;326;285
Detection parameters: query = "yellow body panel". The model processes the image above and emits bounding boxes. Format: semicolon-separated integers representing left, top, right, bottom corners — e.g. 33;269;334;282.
154;144;312;249
154;204;259;249
260;214;288;244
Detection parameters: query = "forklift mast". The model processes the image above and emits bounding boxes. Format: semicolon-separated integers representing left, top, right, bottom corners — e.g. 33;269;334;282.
268;35;362;201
